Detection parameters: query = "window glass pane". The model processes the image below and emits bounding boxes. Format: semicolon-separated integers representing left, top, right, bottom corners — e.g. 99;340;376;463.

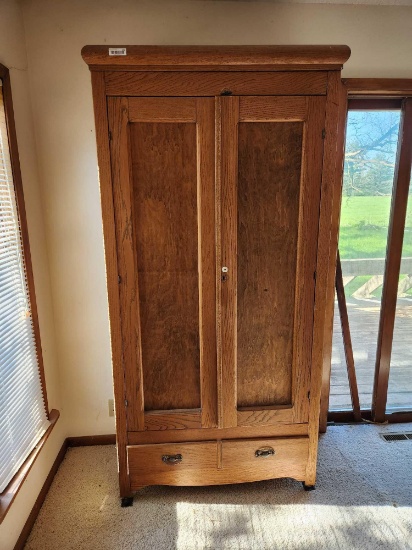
387;186;412;411
329;108;401;411
0;82;48;493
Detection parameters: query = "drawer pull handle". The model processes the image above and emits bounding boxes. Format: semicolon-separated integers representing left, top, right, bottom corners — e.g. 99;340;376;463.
255;447;275;458
162;454;183;465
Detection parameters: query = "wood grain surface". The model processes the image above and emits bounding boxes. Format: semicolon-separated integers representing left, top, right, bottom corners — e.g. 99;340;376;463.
88;48;350;495
318;81;348;433
237;407;294;426
373;98;412;422
221;437;308;481
237;121;303;408
144;410;202;431
291;96;326;425
127;436;308;488
130;121;201;411
128;423;308;445
219;96;240;428
82;44;351;72
335;251;362;420
344;78;412;96
128;441;218;487
239;96;307;121
108;96;145;432
196;98;218;428
306;72;345;486
105;71;328;96
128;97;197;122
95;85;131;496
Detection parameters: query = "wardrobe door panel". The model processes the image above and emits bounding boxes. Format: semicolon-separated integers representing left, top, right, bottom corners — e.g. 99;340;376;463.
109;97;217;431
220;96;326;427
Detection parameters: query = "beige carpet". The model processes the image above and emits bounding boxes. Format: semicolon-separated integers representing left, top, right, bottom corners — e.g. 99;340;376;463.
25;423;412;550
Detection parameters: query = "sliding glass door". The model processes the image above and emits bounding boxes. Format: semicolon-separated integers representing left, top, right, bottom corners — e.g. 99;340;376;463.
329;97;412;421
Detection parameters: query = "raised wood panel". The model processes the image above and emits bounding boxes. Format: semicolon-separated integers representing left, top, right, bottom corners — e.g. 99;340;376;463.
128;423;308;445
237;121;304;408
130;121;201;411
105;71;328;96
128;97;197;122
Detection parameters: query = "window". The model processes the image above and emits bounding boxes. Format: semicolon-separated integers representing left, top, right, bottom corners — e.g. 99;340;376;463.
0;66;49;494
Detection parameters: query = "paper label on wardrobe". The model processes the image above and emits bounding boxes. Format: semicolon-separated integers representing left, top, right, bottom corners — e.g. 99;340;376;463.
109;48;127;56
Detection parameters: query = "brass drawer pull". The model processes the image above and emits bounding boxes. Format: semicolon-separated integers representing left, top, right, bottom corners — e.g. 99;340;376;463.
255;447;275;458
162;454;183;465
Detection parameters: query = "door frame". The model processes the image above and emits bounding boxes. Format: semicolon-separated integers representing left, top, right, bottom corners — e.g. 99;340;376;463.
321;79;412;427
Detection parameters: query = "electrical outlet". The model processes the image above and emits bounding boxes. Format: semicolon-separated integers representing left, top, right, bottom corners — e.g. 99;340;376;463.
108;399;115;417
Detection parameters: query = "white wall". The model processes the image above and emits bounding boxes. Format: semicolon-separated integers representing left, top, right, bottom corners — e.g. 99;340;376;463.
0;2;65;549
19;0;412;438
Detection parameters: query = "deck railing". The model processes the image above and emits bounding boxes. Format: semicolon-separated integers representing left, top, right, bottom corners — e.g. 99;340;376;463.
340;257;412;298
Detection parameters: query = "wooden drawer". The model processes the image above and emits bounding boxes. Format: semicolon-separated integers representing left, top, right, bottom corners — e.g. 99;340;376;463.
221;437;309;483
127;441;218;489
128;437;309;488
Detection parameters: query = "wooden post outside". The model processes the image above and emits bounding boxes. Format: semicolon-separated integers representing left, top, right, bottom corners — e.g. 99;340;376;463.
372;98;412;422
335;251;362;421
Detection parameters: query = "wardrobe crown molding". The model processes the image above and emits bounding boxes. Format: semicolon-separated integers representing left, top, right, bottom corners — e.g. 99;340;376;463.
81;44;351;72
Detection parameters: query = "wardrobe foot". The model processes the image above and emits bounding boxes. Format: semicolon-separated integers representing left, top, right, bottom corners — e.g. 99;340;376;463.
121;496;134;507
302;483;316;491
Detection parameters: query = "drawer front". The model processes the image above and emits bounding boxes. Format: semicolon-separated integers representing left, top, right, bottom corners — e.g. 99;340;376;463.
128;437;309;488
127;441;218;488
221;437;309;482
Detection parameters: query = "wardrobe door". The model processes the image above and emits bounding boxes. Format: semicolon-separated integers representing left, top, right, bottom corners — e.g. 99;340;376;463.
220;96;326;428
108;97;217;432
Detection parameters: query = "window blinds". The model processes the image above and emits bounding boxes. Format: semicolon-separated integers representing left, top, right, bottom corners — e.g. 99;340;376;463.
0;82;49;493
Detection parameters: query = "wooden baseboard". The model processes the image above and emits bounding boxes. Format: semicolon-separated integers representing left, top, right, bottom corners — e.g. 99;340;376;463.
13;434;116;550
66;434;116;447
13;439;68;550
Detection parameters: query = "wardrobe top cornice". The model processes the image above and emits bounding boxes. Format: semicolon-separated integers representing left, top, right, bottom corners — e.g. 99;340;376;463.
81;45;351;72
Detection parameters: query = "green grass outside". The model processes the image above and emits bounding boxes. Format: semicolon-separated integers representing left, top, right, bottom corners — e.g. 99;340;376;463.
338;196;412;260
338;196;412;297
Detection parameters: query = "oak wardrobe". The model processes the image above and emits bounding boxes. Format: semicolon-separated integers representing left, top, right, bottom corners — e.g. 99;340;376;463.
82;45;350;505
